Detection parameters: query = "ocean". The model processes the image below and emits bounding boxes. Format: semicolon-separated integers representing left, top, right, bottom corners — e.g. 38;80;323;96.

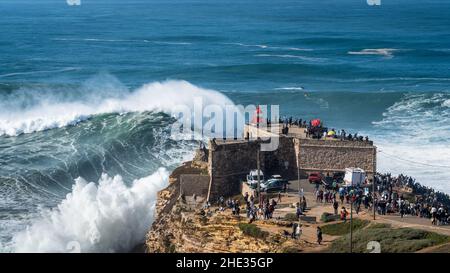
0;0;449;252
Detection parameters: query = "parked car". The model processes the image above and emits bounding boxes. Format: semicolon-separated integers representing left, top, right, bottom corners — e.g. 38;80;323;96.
261;176;289;192
308;172;323;184
246;170;264;188
264;175;289;186
332;172;345;183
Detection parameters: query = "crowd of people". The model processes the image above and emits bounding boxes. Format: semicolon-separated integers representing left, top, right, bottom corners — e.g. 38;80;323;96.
310;172;450;226
196;169;450;250
314;183;372;217
374;173;450;225
214;192;315;242
277;116;370;142
278;117;308;128
216;193;280;222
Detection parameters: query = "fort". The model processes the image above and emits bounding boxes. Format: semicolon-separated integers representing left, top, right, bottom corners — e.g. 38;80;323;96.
189;122;377;202
146;120;450;253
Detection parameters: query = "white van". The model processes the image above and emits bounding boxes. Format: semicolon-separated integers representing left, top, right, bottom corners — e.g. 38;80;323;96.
246;170;264;187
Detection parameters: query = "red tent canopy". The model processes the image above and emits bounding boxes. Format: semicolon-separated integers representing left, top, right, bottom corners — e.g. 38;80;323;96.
311;119;321;127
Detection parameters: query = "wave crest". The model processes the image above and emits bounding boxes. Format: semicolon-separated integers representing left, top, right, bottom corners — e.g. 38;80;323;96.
0;79;237;136
371;93;450;192
348;48;399;58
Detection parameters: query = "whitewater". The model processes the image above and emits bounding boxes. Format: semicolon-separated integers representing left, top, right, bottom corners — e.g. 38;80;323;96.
0;79;237;137
13;169;168;253
0;78;241;253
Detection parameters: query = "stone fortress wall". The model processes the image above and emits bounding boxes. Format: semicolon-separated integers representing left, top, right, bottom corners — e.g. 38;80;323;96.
190;124;377;202
295;138;376;178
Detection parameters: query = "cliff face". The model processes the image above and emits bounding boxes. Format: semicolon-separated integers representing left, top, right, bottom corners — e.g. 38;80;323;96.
146;199;283;253
145;159;294;253
145;149;307;253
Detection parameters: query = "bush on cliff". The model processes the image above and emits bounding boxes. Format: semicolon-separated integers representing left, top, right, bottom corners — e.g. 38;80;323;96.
366;223;391;229
238;223;269;239
321;212;340;223
328;227;450;253
284;213;298;222
321;219;369;236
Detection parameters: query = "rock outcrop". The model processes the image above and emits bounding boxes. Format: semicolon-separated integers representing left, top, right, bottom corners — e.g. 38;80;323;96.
145;158;300;253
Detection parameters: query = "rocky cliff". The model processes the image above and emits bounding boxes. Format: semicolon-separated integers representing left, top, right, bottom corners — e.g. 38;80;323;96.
145;159;302;253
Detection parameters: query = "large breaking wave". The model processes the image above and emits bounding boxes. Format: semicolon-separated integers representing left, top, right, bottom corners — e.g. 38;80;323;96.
0;76;237;136
372;92;450;192
0;76;239;253
12;168;168;253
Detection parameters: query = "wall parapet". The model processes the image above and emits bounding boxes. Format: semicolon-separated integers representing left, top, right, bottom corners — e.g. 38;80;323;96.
206;129;377;201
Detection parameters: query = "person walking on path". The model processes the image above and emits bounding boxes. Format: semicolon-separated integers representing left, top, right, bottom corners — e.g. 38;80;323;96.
296;224;302;240
316;227;323;245
340;207;348;222
291;222;298;239
333;199;339;215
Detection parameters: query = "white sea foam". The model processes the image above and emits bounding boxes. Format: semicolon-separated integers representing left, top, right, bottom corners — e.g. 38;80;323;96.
285;47;313;52
0;79;238;136
0;67;80;78
152;41;192;45
372;93;450;192
226;42;268;49
255;54;324;62
443;99;450;108
12;168;168;253
275;86;304;91
52;38;192;45
348;48;398;58
52;38;136;42
225;42;312;52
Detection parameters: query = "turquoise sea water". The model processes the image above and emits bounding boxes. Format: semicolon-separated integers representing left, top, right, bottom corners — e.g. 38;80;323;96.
0;0;449;252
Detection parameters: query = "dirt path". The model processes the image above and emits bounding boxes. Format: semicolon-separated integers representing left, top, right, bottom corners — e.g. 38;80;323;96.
256;182;342;252
366;214;450;236
417;242;450;253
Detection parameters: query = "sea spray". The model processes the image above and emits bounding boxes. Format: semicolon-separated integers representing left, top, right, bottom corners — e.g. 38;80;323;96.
371;93;450;192
0;79;238;136
12;168;169;253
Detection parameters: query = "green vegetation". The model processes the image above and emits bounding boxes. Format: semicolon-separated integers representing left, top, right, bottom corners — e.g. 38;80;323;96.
238;223;269;239
422;243;450;253
321;219;369;236
284;213;298;222
328;227;450;253
321;212;339;223
367;223;391;229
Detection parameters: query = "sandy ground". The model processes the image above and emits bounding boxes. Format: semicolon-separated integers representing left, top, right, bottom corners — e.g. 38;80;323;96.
182;178;449;253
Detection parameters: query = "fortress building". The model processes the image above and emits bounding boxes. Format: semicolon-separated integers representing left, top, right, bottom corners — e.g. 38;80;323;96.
201;123;376;201
183;108;377;202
